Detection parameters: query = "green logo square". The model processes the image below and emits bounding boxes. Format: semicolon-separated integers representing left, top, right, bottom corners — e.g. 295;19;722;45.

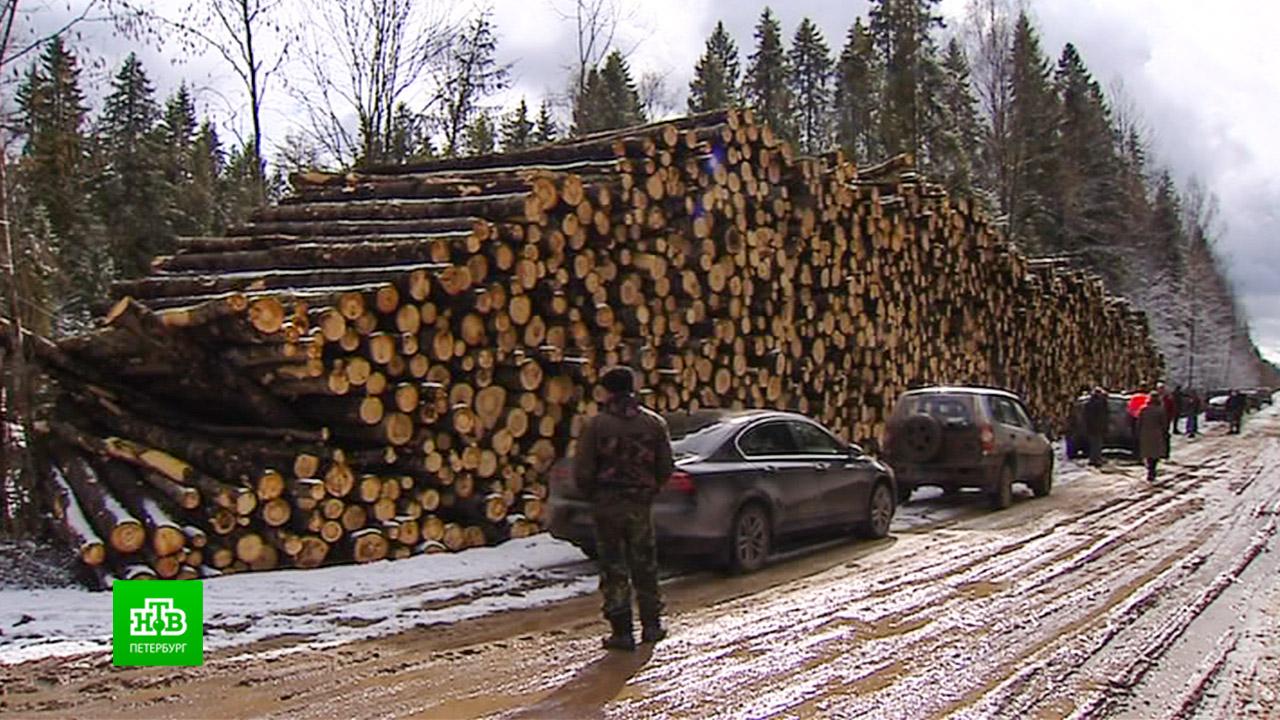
112;580;204;666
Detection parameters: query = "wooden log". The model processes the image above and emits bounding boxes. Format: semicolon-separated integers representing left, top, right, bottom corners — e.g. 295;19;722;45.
45;464;108;566
49;447;145;555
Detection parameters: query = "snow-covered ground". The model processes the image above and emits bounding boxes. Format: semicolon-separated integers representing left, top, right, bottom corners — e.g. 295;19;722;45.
0;535;594;665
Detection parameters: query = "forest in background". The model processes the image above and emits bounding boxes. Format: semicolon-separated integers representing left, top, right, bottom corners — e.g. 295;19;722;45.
1;0;1276;529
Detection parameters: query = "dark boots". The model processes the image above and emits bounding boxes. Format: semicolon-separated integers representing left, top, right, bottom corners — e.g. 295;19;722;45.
640;604;666;644
601;612;635;651
641;621;667;643
602;611;668;650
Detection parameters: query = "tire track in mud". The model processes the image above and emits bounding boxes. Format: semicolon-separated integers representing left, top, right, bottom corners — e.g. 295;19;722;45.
607;441;1268;719
604;456;1233;712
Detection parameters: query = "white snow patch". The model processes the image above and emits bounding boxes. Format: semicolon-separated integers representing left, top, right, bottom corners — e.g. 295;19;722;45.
0;535;593;665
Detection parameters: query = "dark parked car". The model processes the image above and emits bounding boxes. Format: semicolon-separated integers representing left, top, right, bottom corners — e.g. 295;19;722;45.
1064;393;1137;459
883;386;1054;509
547;409;897;573
1205;394;1230;422
1247;388;1273;410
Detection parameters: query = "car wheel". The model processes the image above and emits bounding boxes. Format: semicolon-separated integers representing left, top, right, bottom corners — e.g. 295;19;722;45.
727;503;770;574
856;482;895;539
897;483;913;505
1030;454;1054;498
990;463;1014;510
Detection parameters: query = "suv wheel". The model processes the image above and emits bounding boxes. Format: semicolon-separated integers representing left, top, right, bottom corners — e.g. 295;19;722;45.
856;482;895;539
727;503;770;574
990;463;1014;510
1029;455;1054;498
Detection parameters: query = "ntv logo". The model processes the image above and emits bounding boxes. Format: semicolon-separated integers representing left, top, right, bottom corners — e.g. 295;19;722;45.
113;580;203;666
129;598;188;637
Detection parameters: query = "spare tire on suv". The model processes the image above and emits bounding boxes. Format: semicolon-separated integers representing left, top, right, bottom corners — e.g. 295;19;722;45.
899;414;943;463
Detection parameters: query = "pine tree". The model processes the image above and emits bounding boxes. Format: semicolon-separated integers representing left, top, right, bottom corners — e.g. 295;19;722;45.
222;141;264;226
868;0;944;157
1005;11;1059;250
787;18;833;154
834;18;881;160
161;84;202;236
534;101;558;143
744;8;791;140
386;103;431;164
572;51;645;135
501;98;535;151
1;175;62;337
190;120;227;234
929;38;982;193
97;53;170;278
1053;42;1122;259
14;38;109;329
16;37;90;245
688;21;741;113
465;112;496;155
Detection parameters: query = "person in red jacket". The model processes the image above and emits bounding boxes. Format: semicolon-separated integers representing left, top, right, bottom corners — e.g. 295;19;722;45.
1126;390;1149;418
1127;388;1149;442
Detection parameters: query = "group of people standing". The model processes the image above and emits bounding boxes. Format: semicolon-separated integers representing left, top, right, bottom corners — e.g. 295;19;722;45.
1083;382;1250;482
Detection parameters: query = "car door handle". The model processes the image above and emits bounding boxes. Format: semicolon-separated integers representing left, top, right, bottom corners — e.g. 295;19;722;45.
813;462;830;472
761;465;778;474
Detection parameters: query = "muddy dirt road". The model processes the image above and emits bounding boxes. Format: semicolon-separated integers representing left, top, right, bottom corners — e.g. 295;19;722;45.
4;409;1279;719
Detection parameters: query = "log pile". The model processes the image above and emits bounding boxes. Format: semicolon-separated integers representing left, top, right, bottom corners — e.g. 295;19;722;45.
26;108;1162;581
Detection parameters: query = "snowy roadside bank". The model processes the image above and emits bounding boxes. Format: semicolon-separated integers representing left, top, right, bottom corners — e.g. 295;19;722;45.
0;535;594;666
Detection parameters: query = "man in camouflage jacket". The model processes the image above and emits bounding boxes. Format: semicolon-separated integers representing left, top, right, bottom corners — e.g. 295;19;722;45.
573;366;675;651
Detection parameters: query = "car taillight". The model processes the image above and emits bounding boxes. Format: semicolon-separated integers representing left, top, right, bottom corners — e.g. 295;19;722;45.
666;471;695;494
979;424;995;455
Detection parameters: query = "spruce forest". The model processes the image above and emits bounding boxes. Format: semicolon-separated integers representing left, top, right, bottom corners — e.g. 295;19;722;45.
1;0;1275;533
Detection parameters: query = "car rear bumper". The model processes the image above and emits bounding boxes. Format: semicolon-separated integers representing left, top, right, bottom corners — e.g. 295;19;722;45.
891;460;1000;489
546;498;726;557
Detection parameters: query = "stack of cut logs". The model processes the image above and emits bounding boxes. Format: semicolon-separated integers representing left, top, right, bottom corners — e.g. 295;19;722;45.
25;108;1162;582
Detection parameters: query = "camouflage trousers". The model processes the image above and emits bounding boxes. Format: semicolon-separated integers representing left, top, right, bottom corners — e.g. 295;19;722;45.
592;490;662;623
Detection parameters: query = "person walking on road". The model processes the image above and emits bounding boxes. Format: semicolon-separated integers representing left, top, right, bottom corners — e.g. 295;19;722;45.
1184;390;1200;438
1126;388;1148;444
573;366;675;651
1137;392;1169;482
1226;389;1247;434
1083;386;1109;468
1172;385;1185;434
1156;382;1175;459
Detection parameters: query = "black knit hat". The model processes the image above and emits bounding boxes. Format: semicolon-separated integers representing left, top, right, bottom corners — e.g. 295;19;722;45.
600;366;636;395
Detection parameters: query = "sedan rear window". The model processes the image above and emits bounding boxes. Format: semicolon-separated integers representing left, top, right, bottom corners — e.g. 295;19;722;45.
739;422;798;456
666;411;732;458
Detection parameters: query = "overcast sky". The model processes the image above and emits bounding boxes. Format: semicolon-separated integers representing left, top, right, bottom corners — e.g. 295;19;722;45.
16;0;1280;365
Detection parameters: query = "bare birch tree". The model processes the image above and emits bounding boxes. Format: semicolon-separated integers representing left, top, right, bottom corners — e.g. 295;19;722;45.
962;0;1017;211
290;0;454;168
146;0;289;202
